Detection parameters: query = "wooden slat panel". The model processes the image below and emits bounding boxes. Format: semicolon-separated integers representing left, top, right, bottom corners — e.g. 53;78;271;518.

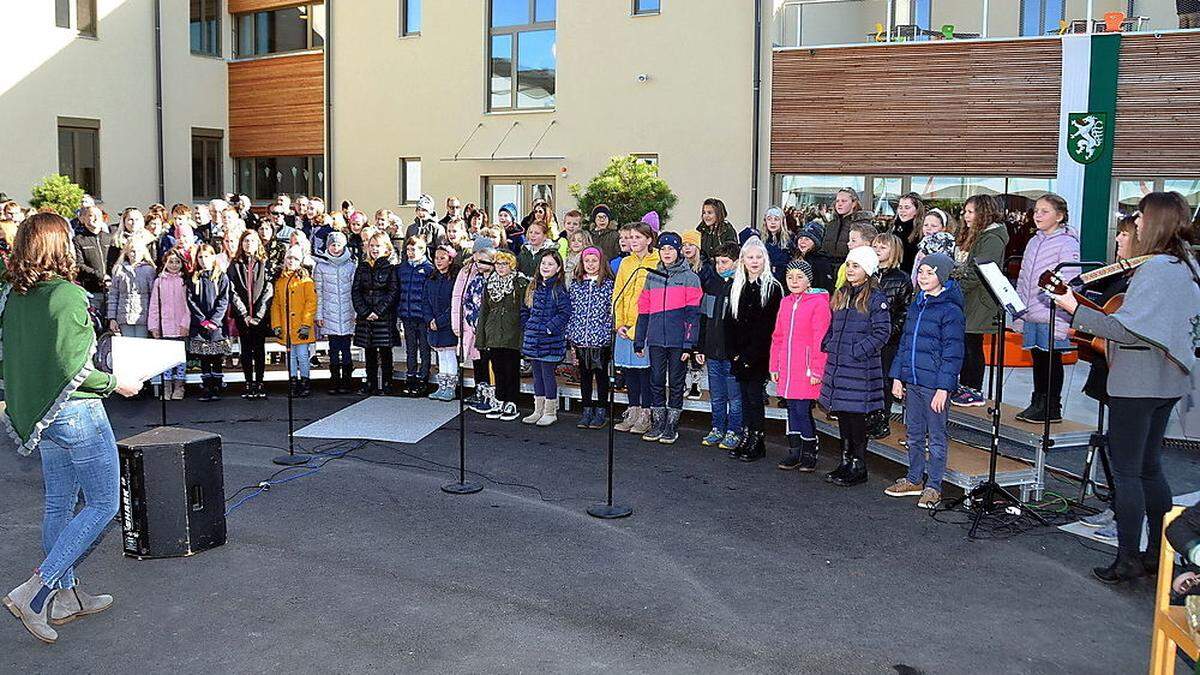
228;53;324;158
228;0;317;15
771;40;1062;176
1113;33;1200;178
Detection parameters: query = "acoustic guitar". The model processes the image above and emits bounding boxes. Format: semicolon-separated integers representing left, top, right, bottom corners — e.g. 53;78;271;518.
1038;270;1124;364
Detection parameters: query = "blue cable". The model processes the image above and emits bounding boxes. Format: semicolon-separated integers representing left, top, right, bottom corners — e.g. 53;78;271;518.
224;442;362;517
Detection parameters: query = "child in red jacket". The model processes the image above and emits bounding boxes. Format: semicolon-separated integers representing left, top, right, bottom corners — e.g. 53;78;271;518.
770;259;831;472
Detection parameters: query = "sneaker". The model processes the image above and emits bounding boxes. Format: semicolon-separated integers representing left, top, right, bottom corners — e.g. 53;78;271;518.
718;431;741;451
498;402;520;421
884;477;925;497
1081;508;1115;529
952;388;986;407
485;402;507;419
917;488;942;510
1093;522;1118;543
701;428;724;447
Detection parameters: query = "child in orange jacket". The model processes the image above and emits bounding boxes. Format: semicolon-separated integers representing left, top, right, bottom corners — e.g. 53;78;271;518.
271;245;318;397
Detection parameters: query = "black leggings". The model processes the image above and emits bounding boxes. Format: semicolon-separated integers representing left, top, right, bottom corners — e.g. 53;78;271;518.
961;333;985;391
489;348;521;404
240;333;266;384
1031;349;1064;402
739;378;767;432
580;366;610;408
1109;396;1177;555
472;356;491;386
838;412;869;461
364;347;394;386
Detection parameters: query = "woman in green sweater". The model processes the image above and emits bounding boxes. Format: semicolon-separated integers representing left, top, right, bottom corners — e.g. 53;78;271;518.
1;213;140;644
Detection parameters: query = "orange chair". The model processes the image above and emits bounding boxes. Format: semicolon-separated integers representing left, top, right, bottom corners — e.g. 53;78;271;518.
1103;11;1126;32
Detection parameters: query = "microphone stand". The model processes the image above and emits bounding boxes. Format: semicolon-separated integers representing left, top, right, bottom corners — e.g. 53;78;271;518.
156;278;167;427
443;259;483;495
587;266;658;520
274;272;311;466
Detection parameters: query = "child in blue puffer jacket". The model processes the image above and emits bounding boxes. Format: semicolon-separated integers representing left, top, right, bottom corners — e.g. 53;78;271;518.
521;249;572;426
396;236;435;396
886;253;964;510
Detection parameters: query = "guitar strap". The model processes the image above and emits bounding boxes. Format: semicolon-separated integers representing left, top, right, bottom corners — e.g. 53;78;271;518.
1074;255;1154;288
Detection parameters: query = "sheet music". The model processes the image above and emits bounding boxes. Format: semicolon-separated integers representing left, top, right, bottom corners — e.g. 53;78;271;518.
975;261;1026;316
110;336;186;383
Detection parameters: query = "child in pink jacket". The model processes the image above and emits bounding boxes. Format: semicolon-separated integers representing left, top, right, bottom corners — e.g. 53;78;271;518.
770;258;831;472
148;248;191;399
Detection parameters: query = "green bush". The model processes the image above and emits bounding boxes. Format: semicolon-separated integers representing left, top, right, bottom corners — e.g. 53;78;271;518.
569;156;678;227
29;174;85;218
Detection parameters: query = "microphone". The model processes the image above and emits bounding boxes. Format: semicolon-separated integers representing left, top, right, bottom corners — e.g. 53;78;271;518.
641;267;667;278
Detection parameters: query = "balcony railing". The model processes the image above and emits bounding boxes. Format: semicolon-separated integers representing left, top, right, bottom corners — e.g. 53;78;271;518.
775;0;1197;49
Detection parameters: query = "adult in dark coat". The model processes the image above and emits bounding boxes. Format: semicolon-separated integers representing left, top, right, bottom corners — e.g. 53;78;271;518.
72;207;117;311
819;188;874;263
352;252;399;395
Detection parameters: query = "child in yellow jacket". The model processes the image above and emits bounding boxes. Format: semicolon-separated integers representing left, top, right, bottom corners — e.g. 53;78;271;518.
271;245;318;396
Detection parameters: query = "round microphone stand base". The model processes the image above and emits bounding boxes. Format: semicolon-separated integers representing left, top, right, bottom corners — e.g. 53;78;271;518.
587;503;633;520
272;453;311;467
441;480;483;495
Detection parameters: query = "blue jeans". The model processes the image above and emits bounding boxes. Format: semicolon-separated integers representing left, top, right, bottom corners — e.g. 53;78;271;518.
401;318;431;381
37;399;120;590
289;343;312;378
328;334;353;370
785;398;816;440
649;346;686;408
531;359;559;398
904;384;949;490
706;359;741;433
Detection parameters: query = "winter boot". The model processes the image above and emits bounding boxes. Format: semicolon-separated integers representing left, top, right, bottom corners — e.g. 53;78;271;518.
825;445;852;483
629;406;653;436
729;428;753;459
588;406;608;429
341;364;357;395
49;584;114;626
523;396;547;424
577;407;596;429
3;574;58;644
1093;549;1147;585
207;377;223;401
778;435;804;470
300;377;312;398
832;457;869;487
1015;393;1045;423
463;385;483;409
172;380;185;400
738;430;766;462
361;370;379;396
659;408;682;444
469;384;494;413
536;397;559;426
428;374;447;401
641;407;668;442
797;438;819;472
867;410;891;440
614;406;641;432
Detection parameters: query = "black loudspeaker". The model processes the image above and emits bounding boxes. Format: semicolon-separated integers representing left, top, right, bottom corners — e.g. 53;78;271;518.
117;427;226;559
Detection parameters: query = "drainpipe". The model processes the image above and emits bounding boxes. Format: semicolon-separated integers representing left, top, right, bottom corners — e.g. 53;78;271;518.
153;0;165;204
324;0;333;204
750;0;763;224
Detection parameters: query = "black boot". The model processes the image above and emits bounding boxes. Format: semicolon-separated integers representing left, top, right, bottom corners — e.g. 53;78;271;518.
342;364;357;395
832;458;868;487
1142;548;1161;575
798;438;819;472
197;378;214;402
1015;393;1045;423
824;445;852;483
1046;396;1063;423
299;377;312;398
257;381;269;400
1093;550;1147;584
328;368;342;395
738;430;766;462
778;435;804;470
729;428;753;459
867;410;891;440
208;378;222;401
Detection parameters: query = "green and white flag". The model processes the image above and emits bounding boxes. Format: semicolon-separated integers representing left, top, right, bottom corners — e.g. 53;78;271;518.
1056;34;1119;263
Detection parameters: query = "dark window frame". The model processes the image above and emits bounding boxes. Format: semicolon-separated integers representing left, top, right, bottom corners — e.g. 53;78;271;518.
400;0;421;36
234;156;325;203
1018;0;1067;36
233;3;324;59
191;128;224;201
487;0;557;112
191;0;223;57
57;117;101;199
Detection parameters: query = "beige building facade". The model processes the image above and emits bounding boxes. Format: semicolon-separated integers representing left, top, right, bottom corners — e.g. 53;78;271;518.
0;0;229;212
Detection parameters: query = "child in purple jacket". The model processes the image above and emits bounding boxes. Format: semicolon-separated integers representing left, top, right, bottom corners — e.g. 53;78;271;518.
1013;194;1079;424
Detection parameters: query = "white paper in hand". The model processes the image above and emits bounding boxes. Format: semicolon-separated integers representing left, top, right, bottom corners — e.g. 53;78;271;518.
110;336;186;383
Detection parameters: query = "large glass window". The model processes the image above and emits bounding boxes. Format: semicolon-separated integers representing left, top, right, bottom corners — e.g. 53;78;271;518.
190;0;221;56
58;118;101;198
780;175;866;212
192;129;224;201
56;0;97;37
1020;0;1065;36
1163;179;1200;231
235;4;324;58
489;0;556;111
235;156;324;202
400;158;422;204
401;0;421;36
634;0;661;15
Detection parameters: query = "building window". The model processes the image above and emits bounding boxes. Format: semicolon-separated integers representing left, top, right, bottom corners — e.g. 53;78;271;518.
235;4;324;58
235;156;324;201
633;0;660;15
399;158;422;204
632;153;658;166
57;117;101;198
1020;0;1065;36
56;0;97;37
191;0;222;56
488;0;556;111
401;0;421;36
192;129;224;201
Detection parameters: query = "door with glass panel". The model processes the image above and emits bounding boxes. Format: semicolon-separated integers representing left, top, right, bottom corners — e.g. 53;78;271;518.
485;177;555;225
